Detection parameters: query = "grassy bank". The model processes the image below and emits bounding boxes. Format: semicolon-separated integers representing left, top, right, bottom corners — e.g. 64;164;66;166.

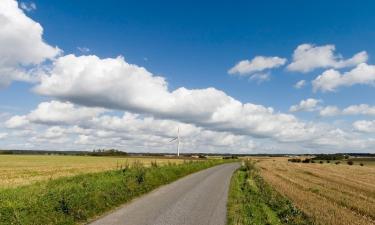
0;160;230;225
227;160;313;225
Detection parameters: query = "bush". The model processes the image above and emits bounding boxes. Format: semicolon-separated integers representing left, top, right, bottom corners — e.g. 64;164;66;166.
311;160;315;163
360;163;364;166
335;161;341;165
347;160;354;165
288;158;302;163
319;161;323;164
326;160;330;163
302;158;311;163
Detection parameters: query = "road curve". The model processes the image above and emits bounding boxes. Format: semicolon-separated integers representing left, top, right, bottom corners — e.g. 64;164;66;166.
90;163;240;225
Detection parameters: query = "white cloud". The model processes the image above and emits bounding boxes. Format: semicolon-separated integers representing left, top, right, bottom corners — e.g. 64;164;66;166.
0;0;60;87
319;106;340;117
249;73;270;84
5;115;29;128
312;63;375;92
287;44;368;73
0;132;7;139
77;47;90;53
318;104;375;117
294;80;306;89
20;2;36;12
33;54;327;143
228;56;286;76
343;104;375;116
289;98;321;112
353;120;375;133
5;101;105;128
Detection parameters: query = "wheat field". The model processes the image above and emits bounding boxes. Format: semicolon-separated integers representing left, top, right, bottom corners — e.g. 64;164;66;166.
255;157;375;225
0;155;186;188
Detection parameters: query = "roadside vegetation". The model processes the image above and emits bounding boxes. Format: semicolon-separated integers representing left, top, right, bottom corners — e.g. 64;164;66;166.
227;159;313;225
0;159;232;225
258;157;375;225
0;155;190;188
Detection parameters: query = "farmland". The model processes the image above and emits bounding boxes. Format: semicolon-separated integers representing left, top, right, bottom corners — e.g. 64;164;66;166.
0;156;230;225
0;155;188;188
255;157;375;225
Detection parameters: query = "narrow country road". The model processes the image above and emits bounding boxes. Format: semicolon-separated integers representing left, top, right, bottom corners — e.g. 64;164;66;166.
90;163;239;225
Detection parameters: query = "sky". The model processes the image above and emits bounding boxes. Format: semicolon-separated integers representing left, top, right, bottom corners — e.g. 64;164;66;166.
1;0;375;153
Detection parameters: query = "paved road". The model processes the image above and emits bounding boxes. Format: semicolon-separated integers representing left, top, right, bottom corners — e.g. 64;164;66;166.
90;163;239;225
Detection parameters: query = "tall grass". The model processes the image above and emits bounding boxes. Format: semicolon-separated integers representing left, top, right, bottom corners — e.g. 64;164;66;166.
0;160;229;225
227;160;313;225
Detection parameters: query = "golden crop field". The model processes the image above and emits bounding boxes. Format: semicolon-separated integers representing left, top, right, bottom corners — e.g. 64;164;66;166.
255;157;375;225
0;155;187;188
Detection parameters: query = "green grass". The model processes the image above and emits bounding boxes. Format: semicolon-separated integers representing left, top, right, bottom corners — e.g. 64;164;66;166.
0;160;231;225
227;160;314;225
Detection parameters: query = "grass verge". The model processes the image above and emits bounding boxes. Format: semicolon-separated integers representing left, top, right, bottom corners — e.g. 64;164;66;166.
227;160;314;225
0;160;231;225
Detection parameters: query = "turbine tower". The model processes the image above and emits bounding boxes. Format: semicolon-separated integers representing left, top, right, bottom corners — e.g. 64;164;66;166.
170;127;180;157
177;127;180;157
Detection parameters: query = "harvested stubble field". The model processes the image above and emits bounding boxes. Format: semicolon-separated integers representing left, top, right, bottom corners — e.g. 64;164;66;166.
255;157;375;225
0;155;187;188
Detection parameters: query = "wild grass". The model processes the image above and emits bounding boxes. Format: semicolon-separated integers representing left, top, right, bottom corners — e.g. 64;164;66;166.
256;157;375;225
0;155;188;188
227;160;313;225
0;159;229;225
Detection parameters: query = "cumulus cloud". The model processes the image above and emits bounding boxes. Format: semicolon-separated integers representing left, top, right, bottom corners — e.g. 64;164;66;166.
32;55;328;143
294;80;306;89
228;56;286;76
318;104;375;117
353;120;375;133
312;63;375;92
287;44;368;73
0;0;60;87
289;98;321;112
5;101;104;128
319;106;340;117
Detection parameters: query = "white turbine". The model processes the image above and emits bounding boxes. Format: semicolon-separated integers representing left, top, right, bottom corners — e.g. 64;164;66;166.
170;127;180;157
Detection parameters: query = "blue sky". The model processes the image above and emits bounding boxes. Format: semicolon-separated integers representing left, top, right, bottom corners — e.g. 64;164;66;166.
1;0;375;153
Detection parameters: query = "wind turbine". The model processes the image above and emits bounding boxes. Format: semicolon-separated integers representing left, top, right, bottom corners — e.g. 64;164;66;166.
169;127;180;157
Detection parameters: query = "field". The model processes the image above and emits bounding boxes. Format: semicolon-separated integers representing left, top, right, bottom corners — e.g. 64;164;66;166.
0;155;187;188
0;157;229;225
255;157;375;225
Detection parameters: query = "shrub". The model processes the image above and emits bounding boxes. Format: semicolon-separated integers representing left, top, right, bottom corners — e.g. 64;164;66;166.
347;161;354;165
288;158;302;163
326;160;330;163
319;161;323;164
360;163;364;166
311;160;315;163
335;161;341;165
302;158;311;163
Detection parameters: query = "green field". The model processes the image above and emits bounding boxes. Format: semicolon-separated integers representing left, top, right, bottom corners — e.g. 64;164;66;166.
0;155;188;188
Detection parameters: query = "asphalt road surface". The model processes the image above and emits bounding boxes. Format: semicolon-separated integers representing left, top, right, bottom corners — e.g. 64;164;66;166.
90;162;240;225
